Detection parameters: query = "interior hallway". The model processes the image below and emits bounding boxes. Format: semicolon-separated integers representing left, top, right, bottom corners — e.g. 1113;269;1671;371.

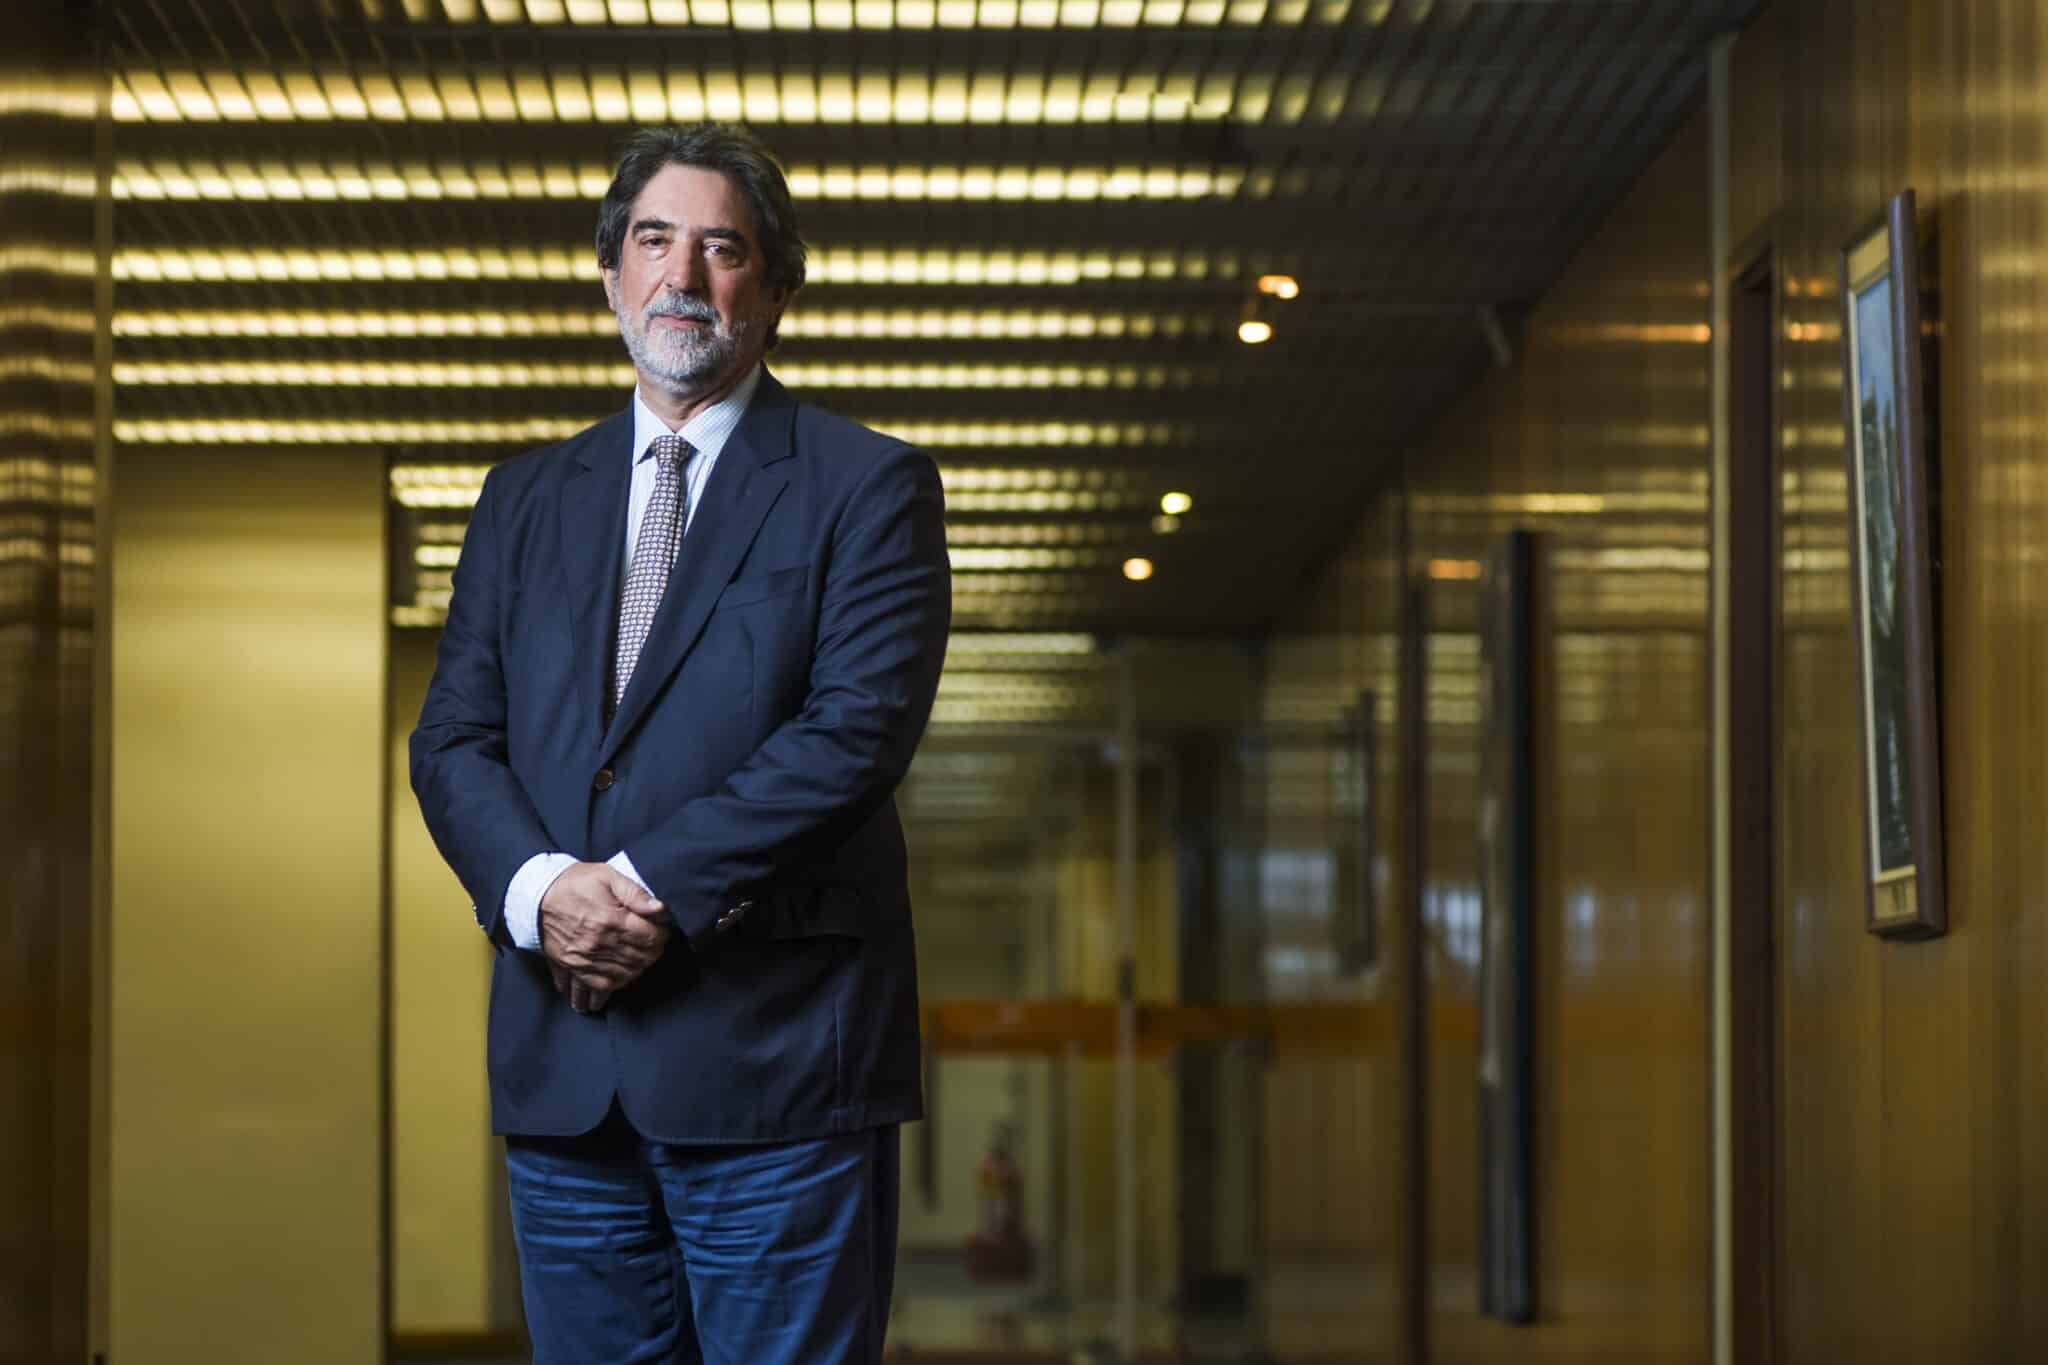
15;0;2048;1362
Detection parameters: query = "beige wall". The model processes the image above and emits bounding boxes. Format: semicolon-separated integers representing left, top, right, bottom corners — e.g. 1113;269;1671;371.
109;445;385;1362
388;629;500;1333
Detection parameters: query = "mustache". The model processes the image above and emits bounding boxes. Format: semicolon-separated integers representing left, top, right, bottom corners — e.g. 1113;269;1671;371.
643;294;721;327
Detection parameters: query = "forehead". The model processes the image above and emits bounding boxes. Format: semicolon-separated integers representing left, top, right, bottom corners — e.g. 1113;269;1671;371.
627;163;757;239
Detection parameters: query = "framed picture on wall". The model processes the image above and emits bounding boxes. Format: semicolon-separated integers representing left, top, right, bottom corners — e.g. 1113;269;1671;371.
1476;529;1536;1323
1330;688;1378;974
1838;189;1946;939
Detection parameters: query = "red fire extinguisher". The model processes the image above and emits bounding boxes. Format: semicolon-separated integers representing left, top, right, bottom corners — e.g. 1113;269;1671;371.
965;1120;1035;1282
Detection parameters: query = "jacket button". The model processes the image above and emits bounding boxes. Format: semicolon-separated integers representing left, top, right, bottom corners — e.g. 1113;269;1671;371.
593;768;615;791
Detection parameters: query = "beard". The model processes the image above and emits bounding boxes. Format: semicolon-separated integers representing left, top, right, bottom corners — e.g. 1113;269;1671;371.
616;289;755;391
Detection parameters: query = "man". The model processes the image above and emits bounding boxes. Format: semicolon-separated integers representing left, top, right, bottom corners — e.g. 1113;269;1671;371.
410;123;951;1364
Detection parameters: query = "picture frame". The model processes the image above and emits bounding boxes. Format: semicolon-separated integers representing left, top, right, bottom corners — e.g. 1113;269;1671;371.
1476;529;1536;1323
1838;189;1946;939
1330;688;1378;975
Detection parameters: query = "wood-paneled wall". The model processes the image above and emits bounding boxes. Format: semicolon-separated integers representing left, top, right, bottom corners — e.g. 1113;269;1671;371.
1269;0;2048;1360
1;13;101;1361
1418;111;1714;1364
1763;0;2048;1358
1265;98;1715;1365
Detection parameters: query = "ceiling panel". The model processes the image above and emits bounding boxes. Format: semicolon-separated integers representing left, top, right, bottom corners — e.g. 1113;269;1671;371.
104;0;1760;640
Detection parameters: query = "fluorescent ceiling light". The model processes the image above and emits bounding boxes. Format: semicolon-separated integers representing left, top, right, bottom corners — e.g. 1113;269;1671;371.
402;0;1368;30
111;359;1216;391
114;159;1254;203
112;246;1239;286
114;415;1188;451
112;66;1269;126
112;307;1213;340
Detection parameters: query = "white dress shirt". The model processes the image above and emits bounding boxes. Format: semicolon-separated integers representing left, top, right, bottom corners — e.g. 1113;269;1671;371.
501;364;765;950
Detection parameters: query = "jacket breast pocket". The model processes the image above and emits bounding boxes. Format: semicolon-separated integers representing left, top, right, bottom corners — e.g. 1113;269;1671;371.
714;564;807;612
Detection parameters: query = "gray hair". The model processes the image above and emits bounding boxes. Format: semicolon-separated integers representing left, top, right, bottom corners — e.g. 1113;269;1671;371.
594;124;808;341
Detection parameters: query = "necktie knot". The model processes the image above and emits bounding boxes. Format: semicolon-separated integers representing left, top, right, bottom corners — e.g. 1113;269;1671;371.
649;433;690;472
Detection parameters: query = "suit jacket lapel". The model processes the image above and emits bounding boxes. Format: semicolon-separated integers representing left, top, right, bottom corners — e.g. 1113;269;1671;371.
558;409;634;731
600;372;796;757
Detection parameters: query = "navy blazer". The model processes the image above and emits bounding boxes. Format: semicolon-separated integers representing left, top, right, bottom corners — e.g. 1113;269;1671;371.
410;371;951;1142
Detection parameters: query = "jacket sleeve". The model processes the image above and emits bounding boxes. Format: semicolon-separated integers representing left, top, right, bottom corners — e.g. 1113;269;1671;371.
408;466;557;943
621;442;951;939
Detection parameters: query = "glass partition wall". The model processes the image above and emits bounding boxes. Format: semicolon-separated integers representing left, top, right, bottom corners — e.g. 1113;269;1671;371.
385;617;1392;1361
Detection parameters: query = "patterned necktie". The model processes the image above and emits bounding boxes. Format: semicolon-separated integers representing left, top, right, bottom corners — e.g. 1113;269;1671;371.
613;433;692;710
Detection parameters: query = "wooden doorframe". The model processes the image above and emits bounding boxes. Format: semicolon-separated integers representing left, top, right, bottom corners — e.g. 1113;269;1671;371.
1724;233;1782;1365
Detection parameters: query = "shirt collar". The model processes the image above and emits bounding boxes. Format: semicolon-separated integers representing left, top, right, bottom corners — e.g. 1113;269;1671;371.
630;362;764;465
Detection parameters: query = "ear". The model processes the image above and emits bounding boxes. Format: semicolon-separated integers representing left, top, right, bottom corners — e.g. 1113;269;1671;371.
600;268;619;311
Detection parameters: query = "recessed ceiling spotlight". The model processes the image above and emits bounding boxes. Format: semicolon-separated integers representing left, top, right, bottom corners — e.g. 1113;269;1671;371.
1257;274;1300;299
1238;319;1273;344
1123;557;1155;581
1159;490;1193;515
1151;514;1182;534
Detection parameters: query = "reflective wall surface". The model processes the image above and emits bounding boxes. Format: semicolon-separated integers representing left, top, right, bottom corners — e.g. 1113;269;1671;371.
0;11;101;1361
1275;0;2048;1359
1758;1;2048;1358
1266;106;1716;1363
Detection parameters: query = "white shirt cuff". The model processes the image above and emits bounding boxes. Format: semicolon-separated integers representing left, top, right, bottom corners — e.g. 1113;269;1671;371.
504;852;577;951
608;849;652;897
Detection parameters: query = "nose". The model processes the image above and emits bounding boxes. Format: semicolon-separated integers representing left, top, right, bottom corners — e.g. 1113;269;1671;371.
663;240;706;295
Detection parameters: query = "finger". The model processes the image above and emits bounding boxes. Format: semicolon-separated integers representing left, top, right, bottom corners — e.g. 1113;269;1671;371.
607;871;666;917
613;912;669;950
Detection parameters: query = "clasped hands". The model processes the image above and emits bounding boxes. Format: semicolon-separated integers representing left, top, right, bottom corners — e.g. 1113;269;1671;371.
538;862;672;1014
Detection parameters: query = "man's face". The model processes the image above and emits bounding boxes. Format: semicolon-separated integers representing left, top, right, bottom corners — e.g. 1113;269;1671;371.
602;163;788;396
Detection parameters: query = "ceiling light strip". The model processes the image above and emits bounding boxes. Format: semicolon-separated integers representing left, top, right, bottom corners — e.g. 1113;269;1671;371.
412;542;1118;570
2;245;99;279
112;307;1213;340
0;84;99;119
2;305;98;334
390;462;1143;498
110;67;1294;127
112;246;1237;286
943;523;1133;545
111;359;1215;390
113;161;1255;203
944;631;1097;654
404;522;1147;550
122;418;1189;450
424;0;1363;31
945;547;1120;569
0;166;98;198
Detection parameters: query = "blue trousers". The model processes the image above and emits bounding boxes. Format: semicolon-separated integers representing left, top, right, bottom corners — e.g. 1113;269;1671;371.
504;1105;900;1365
